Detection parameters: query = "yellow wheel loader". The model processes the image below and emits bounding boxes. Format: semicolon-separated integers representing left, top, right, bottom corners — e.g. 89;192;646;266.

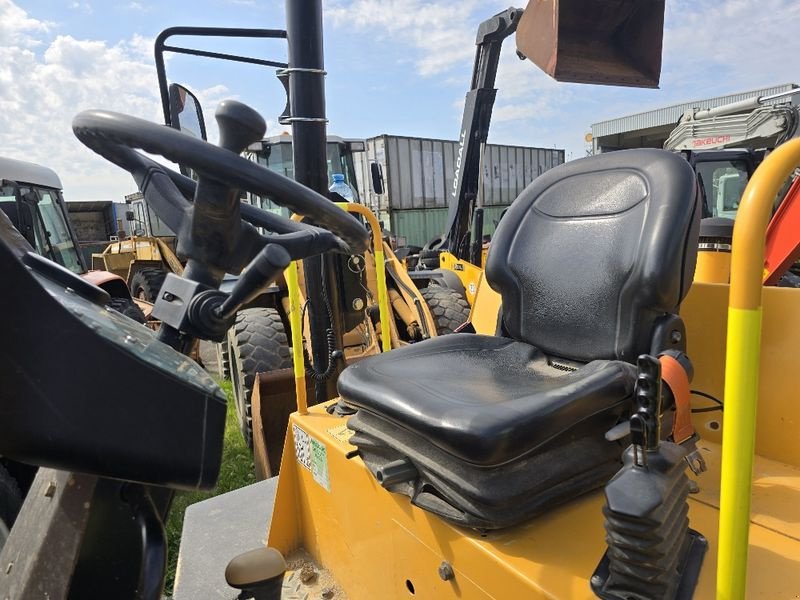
2;2;800;600
153;30;457;461
92;234;183;303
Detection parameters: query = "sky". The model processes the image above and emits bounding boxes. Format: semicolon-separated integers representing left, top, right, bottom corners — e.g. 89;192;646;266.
2;0;800;201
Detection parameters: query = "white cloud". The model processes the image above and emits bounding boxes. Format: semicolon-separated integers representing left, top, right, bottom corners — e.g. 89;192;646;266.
124;2;149;11
0;1;235;202
0;31;161;201
662;0;800;92
0;0;51;46
69;2;93;15
328;1;575;150
327;0;500;76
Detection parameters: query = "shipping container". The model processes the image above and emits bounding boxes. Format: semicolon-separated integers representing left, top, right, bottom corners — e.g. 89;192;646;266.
354;135;564;245
66;201;133;242
66;200;134;264
389;205;509;248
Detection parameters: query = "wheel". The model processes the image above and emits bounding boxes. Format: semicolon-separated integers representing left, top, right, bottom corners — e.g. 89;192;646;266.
129;267;167;303
228;308;292;451
420;286;471;335
107;296;146;323
215;339;231;380
0;463;22;551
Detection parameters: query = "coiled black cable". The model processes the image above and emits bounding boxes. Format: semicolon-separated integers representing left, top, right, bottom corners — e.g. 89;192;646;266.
302;259;341;382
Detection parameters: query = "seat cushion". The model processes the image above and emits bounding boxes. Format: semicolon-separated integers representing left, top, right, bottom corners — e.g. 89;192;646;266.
338;334;636;466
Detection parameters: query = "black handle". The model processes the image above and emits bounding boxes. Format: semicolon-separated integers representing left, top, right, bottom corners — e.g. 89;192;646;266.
216;244;291;320
215;99;266;153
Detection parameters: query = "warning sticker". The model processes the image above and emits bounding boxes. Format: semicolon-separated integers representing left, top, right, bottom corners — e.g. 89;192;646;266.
327;424;355;445
293;424;312;470
293;424;330;492
310;438;330;491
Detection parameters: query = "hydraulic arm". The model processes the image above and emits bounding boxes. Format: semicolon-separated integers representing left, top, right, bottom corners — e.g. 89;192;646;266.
431;7;522;260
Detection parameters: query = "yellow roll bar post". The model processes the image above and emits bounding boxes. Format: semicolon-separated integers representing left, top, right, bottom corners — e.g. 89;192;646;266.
284;260;308;415
333;202;392;353
285;203;393;412
717;138;800;600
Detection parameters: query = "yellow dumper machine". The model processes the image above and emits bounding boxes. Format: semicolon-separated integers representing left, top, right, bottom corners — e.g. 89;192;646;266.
253;5;800;600
1;1;799;599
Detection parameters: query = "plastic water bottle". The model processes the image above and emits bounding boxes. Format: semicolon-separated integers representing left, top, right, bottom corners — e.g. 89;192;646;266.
329;173;354;201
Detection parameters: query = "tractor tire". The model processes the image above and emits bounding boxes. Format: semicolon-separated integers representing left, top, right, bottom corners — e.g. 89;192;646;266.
228;308;292;451
107;297;146;324
420;286;471;335
0;464;22;551
130;268;167;303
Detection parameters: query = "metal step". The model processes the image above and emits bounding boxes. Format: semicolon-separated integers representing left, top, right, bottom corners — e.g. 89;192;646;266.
172;478;277;599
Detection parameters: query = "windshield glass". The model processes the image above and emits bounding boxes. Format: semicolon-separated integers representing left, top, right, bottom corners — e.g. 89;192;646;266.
34;188;83;273
0;185;18;222
246;141;360;220
694;159;750;218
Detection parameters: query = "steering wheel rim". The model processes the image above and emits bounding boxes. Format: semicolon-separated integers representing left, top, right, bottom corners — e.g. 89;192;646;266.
72;109;369;254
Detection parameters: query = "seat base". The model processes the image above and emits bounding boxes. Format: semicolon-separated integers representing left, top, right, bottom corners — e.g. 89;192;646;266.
348;409;626;530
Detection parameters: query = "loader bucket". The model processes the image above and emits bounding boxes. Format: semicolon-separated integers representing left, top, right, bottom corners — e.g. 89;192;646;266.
516;0;665;88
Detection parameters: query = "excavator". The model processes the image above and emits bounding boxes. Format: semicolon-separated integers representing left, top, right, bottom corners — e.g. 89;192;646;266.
2;2;800;600
664;87;800;219
663;87;800;289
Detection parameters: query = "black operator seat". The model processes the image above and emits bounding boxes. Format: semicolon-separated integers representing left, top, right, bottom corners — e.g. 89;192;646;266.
338;149;701;530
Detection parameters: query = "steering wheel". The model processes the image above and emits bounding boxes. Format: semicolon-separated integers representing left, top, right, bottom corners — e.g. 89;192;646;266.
72;101;369;275
72;101;370;347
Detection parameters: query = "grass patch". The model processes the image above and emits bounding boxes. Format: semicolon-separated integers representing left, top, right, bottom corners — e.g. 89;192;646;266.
164;380;255;595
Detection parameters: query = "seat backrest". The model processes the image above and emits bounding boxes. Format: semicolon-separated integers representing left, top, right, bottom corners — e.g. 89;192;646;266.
485;149;700;363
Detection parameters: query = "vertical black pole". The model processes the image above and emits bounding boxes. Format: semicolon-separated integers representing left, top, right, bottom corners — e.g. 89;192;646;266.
285;0;346;402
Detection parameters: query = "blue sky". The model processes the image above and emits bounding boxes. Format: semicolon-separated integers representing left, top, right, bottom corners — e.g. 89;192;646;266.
3;0;800;200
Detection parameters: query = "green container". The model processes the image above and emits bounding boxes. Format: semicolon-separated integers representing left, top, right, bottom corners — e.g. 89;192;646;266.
390;205;510;248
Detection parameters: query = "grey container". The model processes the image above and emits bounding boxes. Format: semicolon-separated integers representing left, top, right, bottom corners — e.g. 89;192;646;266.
354;134;564;243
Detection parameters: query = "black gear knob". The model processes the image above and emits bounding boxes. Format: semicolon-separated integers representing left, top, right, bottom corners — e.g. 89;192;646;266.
215;100;266;154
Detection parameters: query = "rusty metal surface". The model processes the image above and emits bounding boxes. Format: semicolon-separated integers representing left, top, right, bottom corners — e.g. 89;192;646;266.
516;0;665;88
253;369;315;479
0;469;98;600
80;269;127;288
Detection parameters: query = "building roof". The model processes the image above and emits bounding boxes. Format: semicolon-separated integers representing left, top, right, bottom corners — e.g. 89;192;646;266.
0;156;62;189
591;83;799;138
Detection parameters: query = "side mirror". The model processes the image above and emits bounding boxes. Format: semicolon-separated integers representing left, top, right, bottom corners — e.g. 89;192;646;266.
125;211;135;222
168;83;207;140
516;0;665;88
370;162;385;195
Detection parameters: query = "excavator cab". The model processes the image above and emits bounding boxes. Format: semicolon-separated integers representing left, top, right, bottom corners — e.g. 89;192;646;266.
0;158;85;274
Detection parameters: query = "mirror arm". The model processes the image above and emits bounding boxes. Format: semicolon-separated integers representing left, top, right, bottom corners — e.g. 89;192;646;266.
155;26;288;128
